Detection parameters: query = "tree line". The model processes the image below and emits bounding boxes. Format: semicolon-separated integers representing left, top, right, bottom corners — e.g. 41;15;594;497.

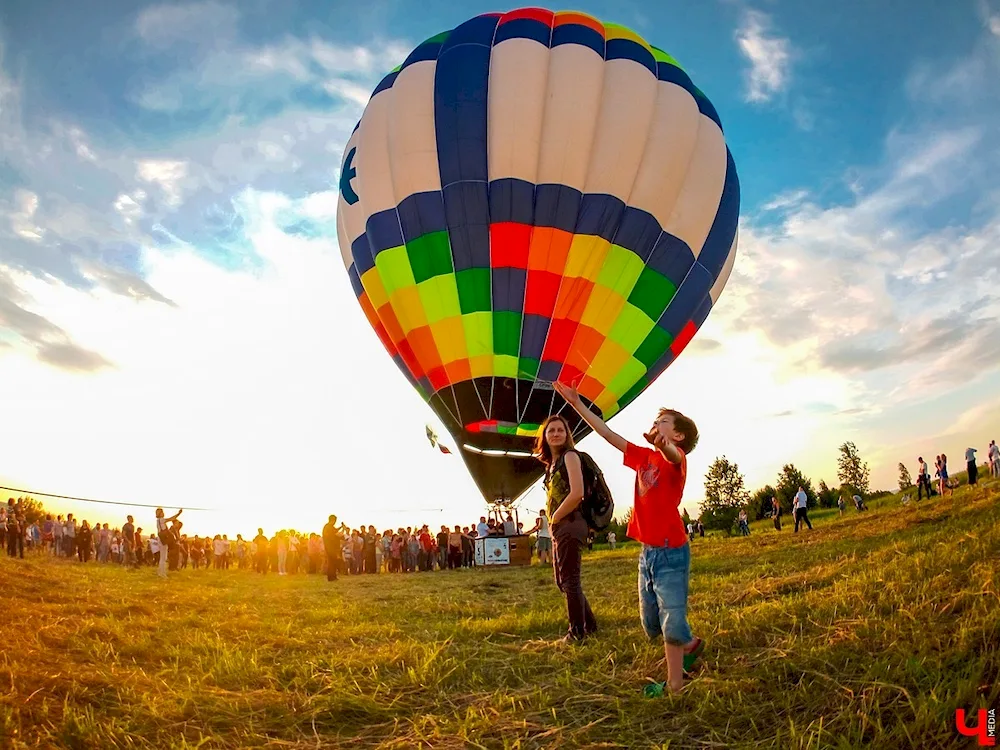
697;441;893;535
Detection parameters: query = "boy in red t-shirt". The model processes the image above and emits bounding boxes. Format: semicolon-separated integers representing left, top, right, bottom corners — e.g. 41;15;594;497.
554;382;704;694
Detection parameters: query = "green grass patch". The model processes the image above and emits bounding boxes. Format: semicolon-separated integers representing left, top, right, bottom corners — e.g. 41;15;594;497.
1;483;998;748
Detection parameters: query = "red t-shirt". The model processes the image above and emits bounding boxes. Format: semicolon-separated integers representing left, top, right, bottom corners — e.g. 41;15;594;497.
624;442;688;548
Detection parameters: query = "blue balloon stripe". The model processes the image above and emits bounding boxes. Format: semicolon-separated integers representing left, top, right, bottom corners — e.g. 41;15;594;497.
656;261;713;338
354;184;702;279
551;24;605;56
696;148;741;283
435;15;497;274
656;62;722;131
494;18;552;47
371;71;398;98
605;38;656;74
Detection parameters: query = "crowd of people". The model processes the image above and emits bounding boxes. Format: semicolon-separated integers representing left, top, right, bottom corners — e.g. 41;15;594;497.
0;498;558;576
913;444;999;501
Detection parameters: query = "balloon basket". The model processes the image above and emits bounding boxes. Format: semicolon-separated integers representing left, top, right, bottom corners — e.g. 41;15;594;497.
474;535;532;567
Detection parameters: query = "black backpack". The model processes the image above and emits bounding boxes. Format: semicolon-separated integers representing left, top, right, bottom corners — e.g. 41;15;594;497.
553;450;615;531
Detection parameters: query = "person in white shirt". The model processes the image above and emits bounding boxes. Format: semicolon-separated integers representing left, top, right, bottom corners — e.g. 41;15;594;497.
965;447;979;486
528;509;552;564
989;440;1000;478
793;487;812;532
916;456;932;500
607;530;617;549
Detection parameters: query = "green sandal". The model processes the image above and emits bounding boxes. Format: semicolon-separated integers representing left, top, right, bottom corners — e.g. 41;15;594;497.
683;637;705;673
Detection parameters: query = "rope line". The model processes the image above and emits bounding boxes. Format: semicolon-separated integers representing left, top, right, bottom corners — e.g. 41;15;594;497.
0;485;214;512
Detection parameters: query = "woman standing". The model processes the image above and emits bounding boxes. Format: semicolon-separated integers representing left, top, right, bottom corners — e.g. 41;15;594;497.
937;455;953;497
536;415;597;642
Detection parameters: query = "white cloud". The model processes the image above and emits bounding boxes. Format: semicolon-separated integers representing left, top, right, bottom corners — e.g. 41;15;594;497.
760;188;809;213
136;159;189;207
113;192;145;225
68;127;97;162
735;10;792;103
135;1;240;47
131;23;411;117
10;189;43;240
991;16;1000;36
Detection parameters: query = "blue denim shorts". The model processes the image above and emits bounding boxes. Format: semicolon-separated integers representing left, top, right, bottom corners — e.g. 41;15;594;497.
638;543;693;646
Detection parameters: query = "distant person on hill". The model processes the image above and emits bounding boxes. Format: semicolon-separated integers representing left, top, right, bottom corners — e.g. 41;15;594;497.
990;440;1000;478
321;516;341;581
916;457;932;500
77;521;93;562
853;494;867;512
555;381;704;694
837;495;845;516
738;509;750;536
792;487;812;532
63;514;76;557
527;509;552;564
965;447;978;486
608;530;618;548
936;455;953;497
7;513;24;559
154;508;182;578
253;528;270;574
41;515;55;554
122;515;136;568
771;496;782;531
437;525;450;570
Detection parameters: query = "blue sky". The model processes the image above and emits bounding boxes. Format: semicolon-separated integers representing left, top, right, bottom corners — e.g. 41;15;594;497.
1;1;998;535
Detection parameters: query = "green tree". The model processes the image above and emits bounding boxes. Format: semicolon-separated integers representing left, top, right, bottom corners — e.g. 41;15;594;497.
700;456;751;535
775;464;816;513
817;480;839;508
837;441;871;495
897;462;912;492
751;484;777;520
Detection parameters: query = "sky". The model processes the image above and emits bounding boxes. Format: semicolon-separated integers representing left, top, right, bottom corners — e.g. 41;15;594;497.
1;0;999;537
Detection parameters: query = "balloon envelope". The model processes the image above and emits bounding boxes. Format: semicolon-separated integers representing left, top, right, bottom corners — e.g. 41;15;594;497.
337;8;740;502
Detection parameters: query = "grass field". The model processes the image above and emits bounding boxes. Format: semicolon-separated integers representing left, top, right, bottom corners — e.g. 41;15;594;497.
1;483;998;749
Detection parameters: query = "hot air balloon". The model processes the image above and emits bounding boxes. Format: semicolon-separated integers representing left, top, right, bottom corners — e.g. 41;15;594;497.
337;8;740;503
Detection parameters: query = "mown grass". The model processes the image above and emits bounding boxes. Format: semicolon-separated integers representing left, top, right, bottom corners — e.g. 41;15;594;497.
1;482;998;749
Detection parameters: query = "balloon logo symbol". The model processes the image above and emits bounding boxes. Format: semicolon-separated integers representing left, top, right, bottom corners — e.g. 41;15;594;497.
337;9;740;502
340;147;359;205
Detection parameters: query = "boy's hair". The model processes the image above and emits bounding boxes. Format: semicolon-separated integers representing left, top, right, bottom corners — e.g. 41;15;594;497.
658;408;699;454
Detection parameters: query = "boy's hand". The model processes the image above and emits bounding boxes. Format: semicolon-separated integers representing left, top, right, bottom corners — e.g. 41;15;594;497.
644;431;669;450
553;381;581;406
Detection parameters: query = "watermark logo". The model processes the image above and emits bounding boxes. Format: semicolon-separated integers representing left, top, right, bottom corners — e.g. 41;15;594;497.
956;708;997;746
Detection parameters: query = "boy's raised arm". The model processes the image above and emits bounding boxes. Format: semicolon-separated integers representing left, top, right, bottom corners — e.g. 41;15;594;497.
553;382;629;454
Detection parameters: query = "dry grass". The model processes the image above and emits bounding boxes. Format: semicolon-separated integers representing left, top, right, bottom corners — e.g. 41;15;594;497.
1;483;998;749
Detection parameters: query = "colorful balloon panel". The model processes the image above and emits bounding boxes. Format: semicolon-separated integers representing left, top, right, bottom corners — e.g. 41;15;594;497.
337;9;740;502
